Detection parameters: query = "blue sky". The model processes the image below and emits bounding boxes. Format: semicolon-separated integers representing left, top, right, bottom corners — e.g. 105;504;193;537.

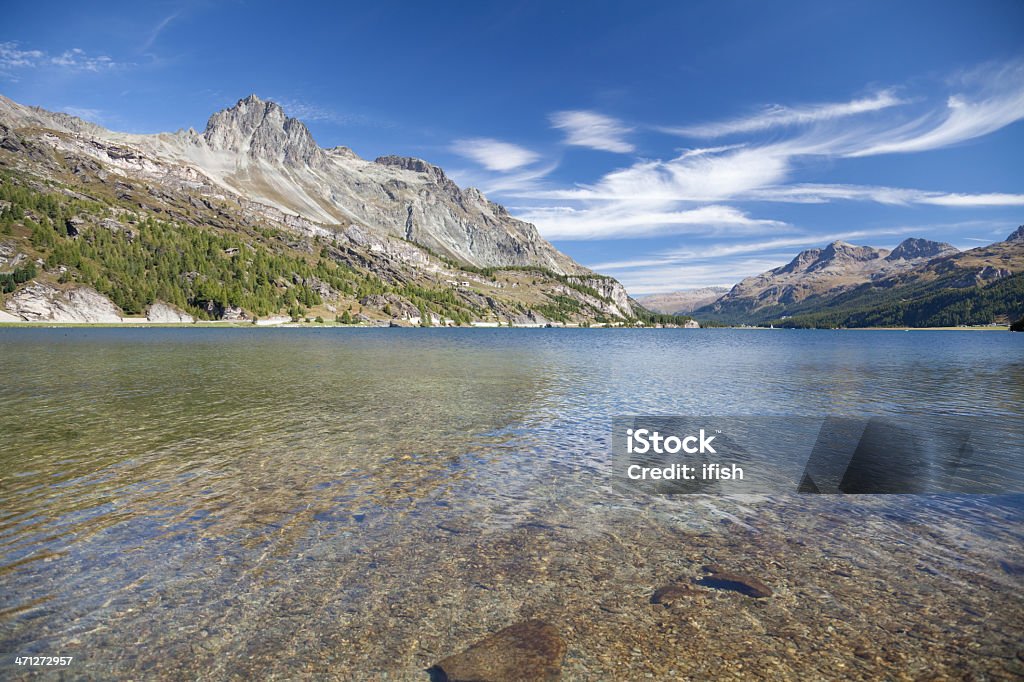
2;1;1023;293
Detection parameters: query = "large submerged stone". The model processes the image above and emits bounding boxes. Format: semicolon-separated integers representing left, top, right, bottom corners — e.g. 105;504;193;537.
431;620;565;682
651;582;699;606
696;565;772;598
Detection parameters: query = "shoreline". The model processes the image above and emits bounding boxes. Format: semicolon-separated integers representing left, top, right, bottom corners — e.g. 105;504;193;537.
0;321;1013;331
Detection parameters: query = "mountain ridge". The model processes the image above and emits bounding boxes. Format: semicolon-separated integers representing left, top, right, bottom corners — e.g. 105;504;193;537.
0;94;653;325
694;230;1023;327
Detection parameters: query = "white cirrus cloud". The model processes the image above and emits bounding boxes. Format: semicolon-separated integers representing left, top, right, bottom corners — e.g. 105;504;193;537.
846;83;1024;156
517;203;786;240
748;184;1024;207
271;97;386;128
505;143;796;240
451;137;541;171
550;110;635;153
141;13;179;53
664;90;906;138
500;60;1024;243
532;144;792;203
60;106;104;123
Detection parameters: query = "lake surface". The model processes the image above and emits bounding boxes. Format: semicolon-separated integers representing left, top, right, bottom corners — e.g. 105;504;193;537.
1;328;1022;679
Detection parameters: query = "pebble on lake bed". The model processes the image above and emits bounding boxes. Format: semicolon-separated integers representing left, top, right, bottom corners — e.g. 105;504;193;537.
430;620;566;682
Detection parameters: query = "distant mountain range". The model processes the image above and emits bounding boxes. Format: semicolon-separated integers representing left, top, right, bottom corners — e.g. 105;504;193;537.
635;287;729;315
691;229;1024;327
0;94;645;325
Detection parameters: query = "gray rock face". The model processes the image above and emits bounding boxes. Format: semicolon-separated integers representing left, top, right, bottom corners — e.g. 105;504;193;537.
572;276;633;318
146;302;194;323
203;95;327;169
222;305;246;321
341;224;430;267
1006;225;1024;243
5;283;123;322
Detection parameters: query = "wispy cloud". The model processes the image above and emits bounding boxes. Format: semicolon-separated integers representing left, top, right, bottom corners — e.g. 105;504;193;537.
141;13;179;53
846;63;1024;156
505;144;795;240
678;144;746;158
517;204;786;240
60;106;104;123
590;227;924;272
652;59;1024;160
550;110;635;153
451;138;540;171
447;161;560;198
526;145;792;203
0;42;126;74
666;90;905;138
502;60;1024;244
749;184;1024;207
275;99;342;122
273;97;385;127
0;42;44;69
600;258;792;294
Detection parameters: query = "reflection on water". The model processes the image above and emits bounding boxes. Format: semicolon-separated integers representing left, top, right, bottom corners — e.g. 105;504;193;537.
0;328;1022;679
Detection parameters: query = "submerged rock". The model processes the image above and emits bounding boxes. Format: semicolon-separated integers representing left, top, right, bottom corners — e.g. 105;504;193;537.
695;565;772;598
651;582;698;606
431;620;565;682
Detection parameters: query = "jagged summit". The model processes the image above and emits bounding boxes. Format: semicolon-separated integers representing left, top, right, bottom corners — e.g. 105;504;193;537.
777;240;885;277
203;95;326;169
886;237;958;261
1007;225;1024;242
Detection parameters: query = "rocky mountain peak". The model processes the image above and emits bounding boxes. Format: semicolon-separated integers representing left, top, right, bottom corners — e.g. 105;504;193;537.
327;145;361;160
886;237;958;261
1006;225;1024;243
776;247;821;274
807;241;885;271
203;95;325;169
